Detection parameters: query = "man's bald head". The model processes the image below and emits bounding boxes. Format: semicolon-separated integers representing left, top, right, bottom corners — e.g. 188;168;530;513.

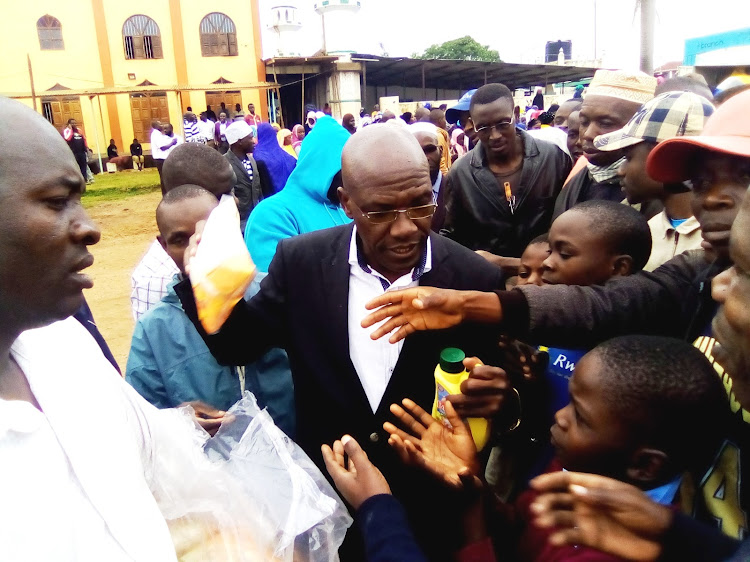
415;107;431;122
0;98;76;183
0;97;100;328
341;125;429;194
338;123;434;284
161;143;235;197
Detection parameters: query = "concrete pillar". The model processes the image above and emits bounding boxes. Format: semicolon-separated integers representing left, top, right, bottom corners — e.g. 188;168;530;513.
326;60;362;119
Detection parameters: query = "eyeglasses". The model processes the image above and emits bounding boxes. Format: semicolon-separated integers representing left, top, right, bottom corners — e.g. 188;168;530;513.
360;203;437;224
474;120;514;136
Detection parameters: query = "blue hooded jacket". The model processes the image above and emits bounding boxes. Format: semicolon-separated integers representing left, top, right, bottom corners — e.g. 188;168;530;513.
244;115;352;272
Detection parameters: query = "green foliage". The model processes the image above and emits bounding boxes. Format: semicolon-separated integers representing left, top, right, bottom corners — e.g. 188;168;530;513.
413;36;501;62
82;168;161;206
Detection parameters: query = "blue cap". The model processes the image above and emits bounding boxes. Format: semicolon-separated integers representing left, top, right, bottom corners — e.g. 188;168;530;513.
446;89;477;124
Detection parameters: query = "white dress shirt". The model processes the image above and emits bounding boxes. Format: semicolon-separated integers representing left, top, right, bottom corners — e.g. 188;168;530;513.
347;227;432;412
2;318;178;561
150;128;165;160
0;399;131;561
432;170;443;200
160;134;183;159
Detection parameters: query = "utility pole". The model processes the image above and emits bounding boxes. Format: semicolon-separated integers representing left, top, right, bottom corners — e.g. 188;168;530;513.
593;0;597;62
27;54;38;113
639;0;655;74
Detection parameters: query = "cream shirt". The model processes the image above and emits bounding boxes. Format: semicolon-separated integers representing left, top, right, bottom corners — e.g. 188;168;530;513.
644;211;703;271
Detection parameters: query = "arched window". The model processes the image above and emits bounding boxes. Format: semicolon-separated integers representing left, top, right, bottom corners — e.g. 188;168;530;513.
37;15;64;50
199;13;238;57
122;15;162;60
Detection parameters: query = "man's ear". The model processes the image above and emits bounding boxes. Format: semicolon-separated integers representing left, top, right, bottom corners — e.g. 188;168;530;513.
338;187;355;220
157;235;167;252
611;254;633;277
626;447;669;486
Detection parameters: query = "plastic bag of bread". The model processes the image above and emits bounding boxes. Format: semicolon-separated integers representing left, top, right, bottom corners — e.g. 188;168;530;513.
150;393;352;561
190;195;256;334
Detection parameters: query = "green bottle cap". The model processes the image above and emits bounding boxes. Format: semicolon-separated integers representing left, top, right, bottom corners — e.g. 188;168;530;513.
439;347;466;374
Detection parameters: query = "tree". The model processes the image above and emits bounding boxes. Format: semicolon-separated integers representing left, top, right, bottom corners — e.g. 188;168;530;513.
413;36;501;62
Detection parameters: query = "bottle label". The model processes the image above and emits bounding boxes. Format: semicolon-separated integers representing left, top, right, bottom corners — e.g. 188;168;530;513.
435;383;454;429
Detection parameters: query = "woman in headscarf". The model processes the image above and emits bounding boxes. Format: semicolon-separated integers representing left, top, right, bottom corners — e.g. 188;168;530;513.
291;124;305;155
277;128;297;159
252;123;297;194
450;127;469;160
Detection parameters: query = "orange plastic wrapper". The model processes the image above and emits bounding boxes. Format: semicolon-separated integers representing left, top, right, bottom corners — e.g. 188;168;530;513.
190;195;256;334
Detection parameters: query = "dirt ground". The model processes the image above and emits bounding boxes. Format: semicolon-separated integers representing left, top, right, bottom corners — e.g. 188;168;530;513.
85;191;163;370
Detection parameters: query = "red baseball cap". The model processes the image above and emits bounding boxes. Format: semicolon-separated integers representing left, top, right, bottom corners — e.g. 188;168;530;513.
647;89;750;183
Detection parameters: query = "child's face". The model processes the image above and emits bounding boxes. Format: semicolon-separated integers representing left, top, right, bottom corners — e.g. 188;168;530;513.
550;352;632;477
542;211;620;286
619;143;664;205
157;196;218;275
517;242;548;287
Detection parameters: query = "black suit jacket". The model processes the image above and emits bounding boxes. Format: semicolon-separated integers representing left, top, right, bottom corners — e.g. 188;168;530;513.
176;223;505;558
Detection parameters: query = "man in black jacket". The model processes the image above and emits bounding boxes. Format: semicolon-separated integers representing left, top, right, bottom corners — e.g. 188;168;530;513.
441;83;572;259
177;125;510;561
223;120;272;232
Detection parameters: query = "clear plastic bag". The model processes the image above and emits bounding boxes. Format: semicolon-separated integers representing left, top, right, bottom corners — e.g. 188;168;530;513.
149;393;352;561
190;195;256;334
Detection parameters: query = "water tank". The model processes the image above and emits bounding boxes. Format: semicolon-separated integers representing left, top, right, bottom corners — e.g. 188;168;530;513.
545;40;572;63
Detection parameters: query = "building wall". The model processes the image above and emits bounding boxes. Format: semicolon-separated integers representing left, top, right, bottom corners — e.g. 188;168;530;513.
0;0;267;157
363;85;462;109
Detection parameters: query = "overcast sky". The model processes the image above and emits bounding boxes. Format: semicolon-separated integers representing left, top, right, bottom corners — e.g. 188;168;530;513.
260;0;750;69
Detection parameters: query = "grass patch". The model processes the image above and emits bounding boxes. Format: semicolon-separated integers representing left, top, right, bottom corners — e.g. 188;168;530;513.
83;169;161;206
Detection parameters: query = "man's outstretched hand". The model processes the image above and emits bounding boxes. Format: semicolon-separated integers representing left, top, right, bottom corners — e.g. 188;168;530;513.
322;435;391;510
362;287;466;343
384;398;481;490
529;471;674;561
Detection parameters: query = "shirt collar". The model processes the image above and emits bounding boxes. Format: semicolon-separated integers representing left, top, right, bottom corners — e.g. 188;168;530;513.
644;475;682;505
348;225;432;290
432;171;443;193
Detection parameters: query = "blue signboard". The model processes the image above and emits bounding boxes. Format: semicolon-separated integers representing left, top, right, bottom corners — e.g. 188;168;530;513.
684;28;750;66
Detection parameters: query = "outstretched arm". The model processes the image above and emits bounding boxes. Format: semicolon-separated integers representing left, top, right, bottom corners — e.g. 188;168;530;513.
362;288;503;343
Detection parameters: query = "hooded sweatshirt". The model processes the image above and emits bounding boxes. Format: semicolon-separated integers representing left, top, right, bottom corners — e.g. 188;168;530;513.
244;115;352;272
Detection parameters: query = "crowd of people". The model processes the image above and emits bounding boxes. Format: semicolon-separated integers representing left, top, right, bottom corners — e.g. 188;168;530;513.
7;65;750;561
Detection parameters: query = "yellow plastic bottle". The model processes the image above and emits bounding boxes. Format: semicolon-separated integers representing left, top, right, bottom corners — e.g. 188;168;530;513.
432;347;491;451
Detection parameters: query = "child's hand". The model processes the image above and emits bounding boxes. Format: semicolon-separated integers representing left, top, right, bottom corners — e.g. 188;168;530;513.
384;398;482;490
322;435;391;510
449;356;509;418
498;336;544;381
180;400;225;436
529;471;673;561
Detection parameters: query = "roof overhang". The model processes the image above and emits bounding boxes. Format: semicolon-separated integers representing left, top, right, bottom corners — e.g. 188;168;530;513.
3;82;279;99
351;54;600;91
